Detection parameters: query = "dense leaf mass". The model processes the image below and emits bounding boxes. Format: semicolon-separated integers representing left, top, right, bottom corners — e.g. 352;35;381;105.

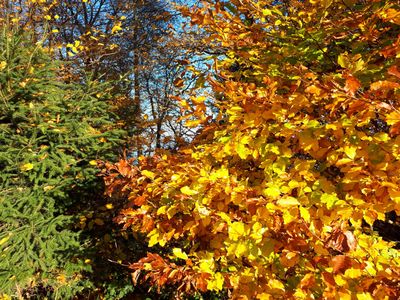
104;0;400;299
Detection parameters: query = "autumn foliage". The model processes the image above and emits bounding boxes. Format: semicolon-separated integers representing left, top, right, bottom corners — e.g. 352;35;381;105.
102;0;400;299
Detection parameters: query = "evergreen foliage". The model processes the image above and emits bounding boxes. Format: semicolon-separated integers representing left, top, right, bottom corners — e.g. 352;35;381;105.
0;27;124;297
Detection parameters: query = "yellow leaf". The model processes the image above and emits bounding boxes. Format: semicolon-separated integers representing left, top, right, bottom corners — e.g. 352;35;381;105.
157;206;167;215
199;257;215;273
236;142;250;159
292;289;307;300
283;208;298;224
344;145;357;159
89;160;97;166
276;197;299;206
105;203;113;209
167;205;178;219
305;85;322;95
344;268;362;279
264;185;280;199
321;193;339;209
0;235;10;246
20;163;34;171
210;166;229;181
228;222;246;241
268;278;285;291
364;261;376;276
257;293;272;300
192;96;206;104
172;248;188;260
43;185;54;192
227;106;243;114
356;292;374;300
0;61;7;71
0;294;12;300
299;206;310;222
334;274;347;286
148;230;160;247
111;24;122;34
373;133;390;142
180;186;198;196
234;241;248;257
262;9;272;16
142;170;156;180
272;159;286;175
185;119;202;127
218;212;231;223
251;222;265;243
207;272;224;291
338;52;349;68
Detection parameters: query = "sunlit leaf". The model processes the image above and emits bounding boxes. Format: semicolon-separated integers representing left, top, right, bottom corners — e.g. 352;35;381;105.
20;163;34;171
172;248;188;260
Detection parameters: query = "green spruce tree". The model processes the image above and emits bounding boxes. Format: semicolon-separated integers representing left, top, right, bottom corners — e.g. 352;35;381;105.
0;27;125;298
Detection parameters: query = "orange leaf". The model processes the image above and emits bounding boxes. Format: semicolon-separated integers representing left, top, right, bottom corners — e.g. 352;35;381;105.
300;273;315;289
133;195;147;205
173;77;184;87
322;272;336;286
280;251;299;268
370;80;400;91
344;74;361;96
388;66;400;79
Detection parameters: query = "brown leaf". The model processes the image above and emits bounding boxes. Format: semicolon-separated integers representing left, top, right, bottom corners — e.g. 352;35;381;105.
173;77;184;87
390;122;400;135
142;215;154;232
331;255;352;274
322;271;336;286
327;229;357;253
380;44;398;58
327;229;348;252
177;59;190;65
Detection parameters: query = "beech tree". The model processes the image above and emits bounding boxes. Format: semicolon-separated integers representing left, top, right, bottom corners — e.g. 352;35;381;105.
103;0;400;299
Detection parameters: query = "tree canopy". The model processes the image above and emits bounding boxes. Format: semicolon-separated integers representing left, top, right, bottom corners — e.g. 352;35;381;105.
104;0;400;299
1;0;400;299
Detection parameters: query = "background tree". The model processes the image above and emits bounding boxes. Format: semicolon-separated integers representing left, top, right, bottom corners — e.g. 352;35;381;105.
47;0;177;153
0;27;124;297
